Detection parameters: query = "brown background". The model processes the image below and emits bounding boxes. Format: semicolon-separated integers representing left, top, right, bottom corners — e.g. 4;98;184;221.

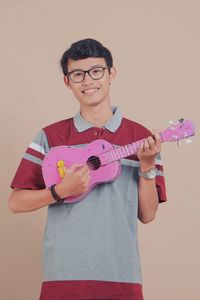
0;1;199;299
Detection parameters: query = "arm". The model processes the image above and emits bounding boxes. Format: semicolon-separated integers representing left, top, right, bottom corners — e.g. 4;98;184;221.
8;164;90;213
8;188;55;213
137;134;160;224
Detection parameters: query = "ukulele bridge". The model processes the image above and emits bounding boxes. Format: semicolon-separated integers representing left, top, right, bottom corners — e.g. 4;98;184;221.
57;160;66;178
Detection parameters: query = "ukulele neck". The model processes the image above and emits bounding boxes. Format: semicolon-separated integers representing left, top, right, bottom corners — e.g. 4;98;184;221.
99;133;164;166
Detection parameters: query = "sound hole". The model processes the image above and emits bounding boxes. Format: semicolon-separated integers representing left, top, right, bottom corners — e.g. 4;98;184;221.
87;156;101;170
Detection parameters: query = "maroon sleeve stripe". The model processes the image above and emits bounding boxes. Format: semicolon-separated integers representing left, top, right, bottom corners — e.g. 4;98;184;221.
26;147;45;160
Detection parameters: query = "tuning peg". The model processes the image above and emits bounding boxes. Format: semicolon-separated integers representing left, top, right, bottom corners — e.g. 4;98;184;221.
185;138;192;144
169;120;174;125
177;140;182;146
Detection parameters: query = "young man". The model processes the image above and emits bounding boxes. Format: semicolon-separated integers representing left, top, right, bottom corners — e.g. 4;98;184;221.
9;38;166;300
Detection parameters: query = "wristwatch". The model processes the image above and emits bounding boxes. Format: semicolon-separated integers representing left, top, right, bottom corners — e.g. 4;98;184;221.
138;168;157;179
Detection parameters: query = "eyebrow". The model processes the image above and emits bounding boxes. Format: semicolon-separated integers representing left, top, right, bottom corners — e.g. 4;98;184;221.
68;64;106;73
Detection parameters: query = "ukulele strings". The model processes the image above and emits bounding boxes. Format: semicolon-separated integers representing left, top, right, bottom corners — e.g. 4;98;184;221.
85;143;139;168
57;143;140;170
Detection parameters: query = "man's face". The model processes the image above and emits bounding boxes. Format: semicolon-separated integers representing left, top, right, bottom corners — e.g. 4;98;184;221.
64;57;116;108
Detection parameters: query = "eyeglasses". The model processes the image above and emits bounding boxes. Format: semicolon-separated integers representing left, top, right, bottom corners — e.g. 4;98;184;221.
67;66;111;83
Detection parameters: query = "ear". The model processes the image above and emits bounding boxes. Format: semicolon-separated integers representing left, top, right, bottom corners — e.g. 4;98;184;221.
109;67;116;84
63;75;71;89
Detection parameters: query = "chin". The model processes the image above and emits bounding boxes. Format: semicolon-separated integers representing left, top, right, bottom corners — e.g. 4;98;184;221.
82;97;105;107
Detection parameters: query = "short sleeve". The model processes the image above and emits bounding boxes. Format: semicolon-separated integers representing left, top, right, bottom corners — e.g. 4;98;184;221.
10;130;50;190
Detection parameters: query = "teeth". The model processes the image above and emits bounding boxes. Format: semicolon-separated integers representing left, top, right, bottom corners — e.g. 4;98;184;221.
83;88;98;94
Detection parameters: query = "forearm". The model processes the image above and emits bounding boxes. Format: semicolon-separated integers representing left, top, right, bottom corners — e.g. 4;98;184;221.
8;164;91;213
8;188;55;213
138;177;159;223
137;133;161;223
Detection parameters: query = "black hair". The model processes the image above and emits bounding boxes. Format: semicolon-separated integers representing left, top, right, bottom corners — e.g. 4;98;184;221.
60;38;113;75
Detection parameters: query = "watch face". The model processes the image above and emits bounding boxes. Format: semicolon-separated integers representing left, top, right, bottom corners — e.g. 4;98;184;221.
148;169;157;179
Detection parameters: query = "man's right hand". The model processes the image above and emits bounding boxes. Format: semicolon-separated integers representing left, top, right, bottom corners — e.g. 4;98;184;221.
55;164;91;199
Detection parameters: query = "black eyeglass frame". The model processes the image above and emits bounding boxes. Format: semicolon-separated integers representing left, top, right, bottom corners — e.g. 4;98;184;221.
67;66;111;83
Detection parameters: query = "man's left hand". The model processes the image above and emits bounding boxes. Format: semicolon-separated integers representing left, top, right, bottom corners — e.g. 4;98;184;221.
137;133;161;172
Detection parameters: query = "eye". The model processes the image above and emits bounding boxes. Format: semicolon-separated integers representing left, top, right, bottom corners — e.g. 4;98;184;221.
72;71;83;78
91;68;103;75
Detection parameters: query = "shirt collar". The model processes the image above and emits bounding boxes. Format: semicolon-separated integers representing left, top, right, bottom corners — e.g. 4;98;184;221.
73;106;122;133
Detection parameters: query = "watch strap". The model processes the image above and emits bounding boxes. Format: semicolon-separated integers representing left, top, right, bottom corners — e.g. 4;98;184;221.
138;168;157;179
50;184;64;203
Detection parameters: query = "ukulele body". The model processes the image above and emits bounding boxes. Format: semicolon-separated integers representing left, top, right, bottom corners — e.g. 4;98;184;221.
42;139;121;203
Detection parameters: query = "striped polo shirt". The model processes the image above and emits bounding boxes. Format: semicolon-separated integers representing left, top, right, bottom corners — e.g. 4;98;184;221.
11;107;167;300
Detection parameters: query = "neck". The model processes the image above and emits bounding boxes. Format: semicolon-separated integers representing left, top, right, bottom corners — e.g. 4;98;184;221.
80;102;113;128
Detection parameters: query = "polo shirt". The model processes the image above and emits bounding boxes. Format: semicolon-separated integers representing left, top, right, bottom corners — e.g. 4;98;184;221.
11;107;167;300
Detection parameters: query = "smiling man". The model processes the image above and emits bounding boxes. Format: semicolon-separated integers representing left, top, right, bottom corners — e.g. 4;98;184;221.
9;38;167;300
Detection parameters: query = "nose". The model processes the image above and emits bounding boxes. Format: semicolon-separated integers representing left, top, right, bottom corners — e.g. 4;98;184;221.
82;71;94;85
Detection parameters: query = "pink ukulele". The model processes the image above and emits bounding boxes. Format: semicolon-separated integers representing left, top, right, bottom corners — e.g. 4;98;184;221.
42;119;195;203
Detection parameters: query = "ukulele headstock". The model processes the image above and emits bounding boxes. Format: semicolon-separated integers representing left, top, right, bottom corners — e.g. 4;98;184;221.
160;119;195;144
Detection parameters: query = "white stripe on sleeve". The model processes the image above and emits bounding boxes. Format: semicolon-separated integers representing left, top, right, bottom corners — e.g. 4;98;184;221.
29;142;45;155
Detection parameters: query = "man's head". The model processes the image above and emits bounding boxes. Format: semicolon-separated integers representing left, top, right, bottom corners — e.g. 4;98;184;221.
60;39;116;108
60;38;113;75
